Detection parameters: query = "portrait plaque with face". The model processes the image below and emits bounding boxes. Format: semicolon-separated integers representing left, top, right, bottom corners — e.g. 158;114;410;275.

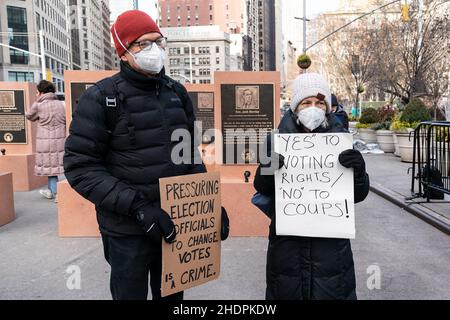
235;86;259;110
189;91;215;144
221;84;274;164
198;92;214;109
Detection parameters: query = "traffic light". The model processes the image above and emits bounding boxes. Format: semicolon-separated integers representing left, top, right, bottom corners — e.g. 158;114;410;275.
402;0;409;22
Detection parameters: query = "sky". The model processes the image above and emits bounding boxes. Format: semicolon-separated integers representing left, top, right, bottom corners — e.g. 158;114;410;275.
108;0;342;24
306;0;341;17
109;0;158;23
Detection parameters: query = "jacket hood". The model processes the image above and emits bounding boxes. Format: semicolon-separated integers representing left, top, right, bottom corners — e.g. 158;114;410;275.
37;92;57;103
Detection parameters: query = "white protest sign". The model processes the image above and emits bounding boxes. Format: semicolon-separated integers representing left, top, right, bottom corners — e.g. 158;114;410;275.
274;133;355;239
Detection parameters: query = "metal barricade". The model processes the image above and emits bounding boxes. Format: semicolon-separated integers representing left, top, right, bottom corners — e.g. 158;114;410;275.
411;121;450;201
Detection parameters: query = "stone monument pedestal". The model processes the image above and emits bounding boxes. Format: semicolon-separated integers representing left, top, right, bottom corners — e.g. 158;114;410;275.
57;180;99;237
0;172;15;227
0;154;46;191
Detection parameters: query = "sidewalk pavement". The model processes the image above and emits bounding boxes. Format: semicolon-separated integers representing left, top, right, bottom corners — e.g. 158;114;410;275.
2;158;450;299
364;153;450;235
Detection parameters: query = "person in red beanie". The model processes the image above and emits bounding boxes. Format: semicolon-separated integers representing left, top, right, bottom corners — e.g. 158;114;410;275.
64;10;230;300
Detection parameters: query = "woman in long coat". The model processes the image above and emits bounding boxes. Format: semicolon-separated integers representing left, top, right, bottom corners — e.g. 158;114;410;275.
254;73;370;300
26;80;66;200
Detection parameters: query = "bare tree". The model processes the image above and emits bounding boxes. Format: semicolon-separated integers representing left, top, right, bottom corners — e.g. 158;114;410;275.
311;0;450;114
371;0;450;106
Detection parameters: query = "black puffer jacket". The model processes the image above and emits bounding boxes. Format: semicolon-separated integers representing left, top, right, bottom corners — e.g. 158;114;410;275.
64;62;205;236
254;110;370;300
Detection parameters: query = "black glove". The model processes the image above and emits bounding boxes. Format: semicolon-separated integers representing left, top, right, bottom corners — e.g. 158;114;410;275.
131;192;176;243
338;149;366;178
135;205;176;243
220;207;230;241
260;152;285;175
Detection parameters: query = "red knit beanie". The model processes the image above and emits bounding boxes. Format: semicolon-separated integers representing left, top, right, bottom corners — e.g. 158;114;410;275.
111;10;162;57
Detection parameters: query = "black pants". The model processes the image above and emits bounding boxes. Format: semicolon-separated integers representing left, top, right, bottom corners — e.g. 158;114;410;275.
101;233;184;300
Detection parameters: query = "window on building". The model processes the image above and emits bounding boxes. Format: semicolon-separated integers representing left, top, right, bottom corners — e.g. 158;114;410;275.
216;46;220;54
216;57;220;64
36;13;41;30
8;71;34;82
7;6;29;64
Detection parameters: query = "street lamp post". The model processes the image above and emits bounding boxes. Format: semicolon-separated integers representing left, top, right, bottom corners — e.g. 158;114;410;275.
0;31;46;80
294;0;310;53
303;0;307;53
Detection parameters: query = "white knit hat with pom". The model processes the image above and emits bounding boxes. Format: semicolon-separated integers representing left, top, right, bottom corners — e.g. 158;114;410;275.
290;73;332;113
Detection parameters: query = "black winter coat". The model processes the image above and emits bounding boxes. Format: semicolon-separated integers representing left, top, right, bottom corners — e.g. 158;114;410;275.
254;110;370;300
64;62;205;236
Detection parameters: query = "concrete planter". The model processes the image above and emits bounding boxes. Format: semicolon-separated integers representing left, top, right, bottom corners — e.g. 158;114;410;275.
376;130;395;153
349;121;358;138
396;132;415;163
393;133;401;157
358;128;377;144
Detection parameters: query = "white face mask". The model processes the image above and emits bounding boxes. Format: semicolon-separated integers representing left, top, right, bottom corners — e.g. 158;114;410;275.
131;42;165;74
296;107;326;131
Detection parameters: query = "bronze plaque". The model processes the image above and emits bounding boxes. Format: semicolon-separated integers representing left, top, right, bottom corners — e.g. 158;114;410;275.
0;90;27;144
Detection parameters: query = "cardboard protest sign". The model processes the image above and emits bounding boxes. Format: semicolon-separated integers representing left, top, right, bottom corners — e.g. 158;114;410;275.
274;133;355;239
159;172;221;297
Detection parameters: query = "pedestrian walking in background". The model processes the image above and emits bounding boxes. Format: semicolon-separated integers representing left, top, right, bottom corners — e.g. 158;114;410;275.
26;80;66;202
64;10;229;300
254;73;370;300
331;94;349;131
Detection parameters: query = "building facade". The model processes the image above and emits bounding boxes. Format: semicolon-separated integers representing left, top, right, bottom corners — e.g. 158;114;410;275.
161;26;231;84
258;0;276;71
159;0;261;71
101;0;113;70
0;0;71;92
69;0;109;71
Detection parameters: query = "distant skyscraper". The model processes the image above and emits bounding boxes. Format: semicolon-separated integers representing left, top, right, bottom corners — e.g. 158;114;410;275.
159;0;261;71
259;0;276;71
69;0;112;71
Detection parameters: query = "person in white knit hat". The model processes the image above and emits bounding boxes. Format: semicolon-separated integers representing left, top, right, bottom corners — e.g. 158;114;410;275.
289;72;332;131
253;73;370;300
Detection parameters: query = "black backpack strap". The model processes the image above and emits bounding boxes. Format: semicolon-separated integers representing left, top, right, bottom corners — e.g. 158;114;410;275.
95;76;136;146
164;76;188;107
95;76;121;133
